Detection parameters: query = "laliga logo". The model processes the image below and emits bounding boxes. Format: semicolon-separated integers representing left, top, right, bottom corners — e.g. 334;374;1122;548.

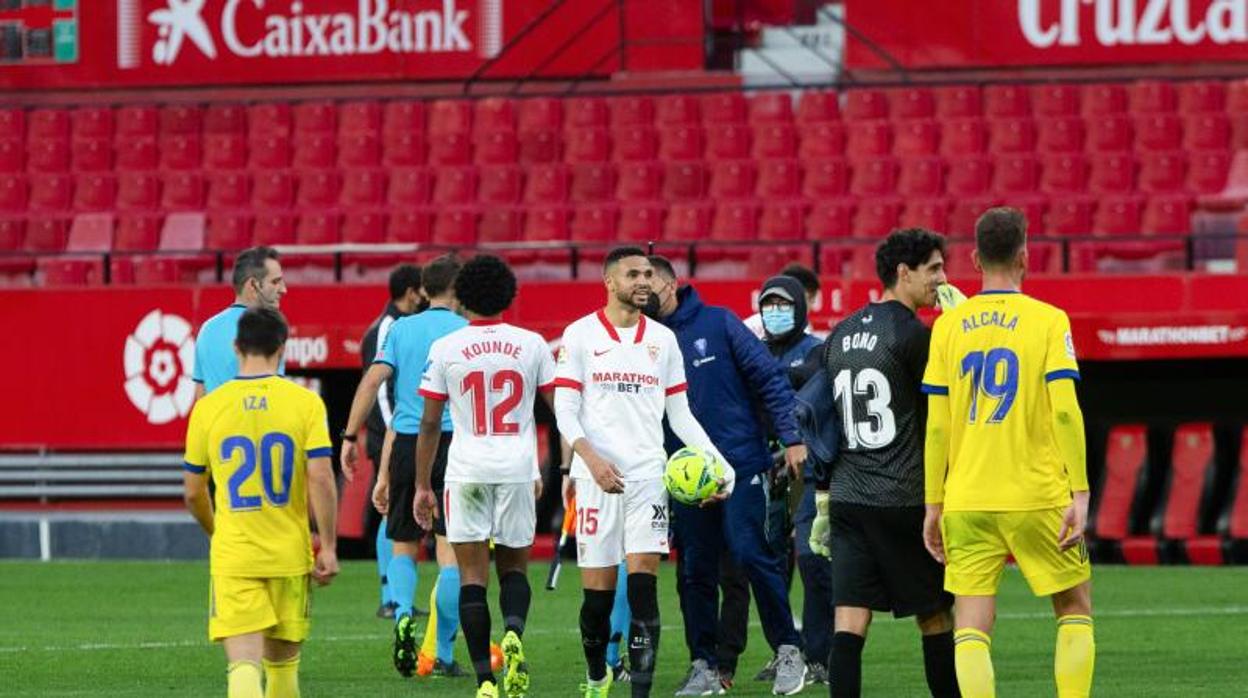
124;310;197;425
148;0;217;65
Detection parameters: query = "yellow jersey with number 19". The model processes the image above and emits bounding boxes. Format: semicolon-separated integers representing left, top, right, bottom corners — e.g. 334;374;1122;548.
183;375;332;577
921;291;1080;513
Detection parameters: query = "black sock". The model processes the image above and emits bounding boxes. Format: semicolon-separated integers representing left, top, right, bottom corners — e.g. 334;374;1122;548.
830;631;866;698
459;584;495;686
627;573;660;698
499;571;531;636
922;631;960;698
580;588;615;682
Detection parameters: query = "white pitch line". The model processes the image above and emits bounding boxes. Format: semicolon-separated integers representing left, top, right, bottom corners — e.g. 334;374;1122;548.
3;605;1247;655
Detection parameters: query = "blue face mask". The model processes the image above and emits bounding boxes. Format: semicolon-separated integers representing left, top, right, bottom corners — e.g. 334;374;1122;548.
762;306;796;336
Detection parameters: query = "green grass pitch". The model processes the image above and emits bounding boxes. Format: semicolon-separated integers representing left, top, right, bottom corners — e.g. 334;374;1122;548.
1;561;1245;696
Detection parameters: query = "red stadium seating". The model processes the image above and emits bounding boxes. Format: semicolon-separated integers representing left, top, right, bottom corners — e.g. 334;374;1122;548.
708;160;755;200
846;121;892;160
250;103;293;136
433;167;477;206
1130;80;1177;113
339;101;382;134
845;89;888;120
756;159;801;199
566;98;609;130
941;119;988;156
797;122;846;160
1091;425;1154;563
702;93;748;124
897;158;944;198
796;90;839;123
753;124;798;159
160;105;202;135
1037;117;1085;153
570;163;615;204
524;206;570;242
934;86;981;118
1083;83;1128;115
1222;428;1248;563
657;94;700;126
618;204;664;242
802;158;850;198
72;138;113;172
984;84;1031;118
1033;83;1080;116
894;120;940;157
611;95;655;128
1156;424;1222;564
430;100;472;134
613;127;658;162
989;118;1037;154
890;88;935;119
1087;115;1133;152
750;92;793;124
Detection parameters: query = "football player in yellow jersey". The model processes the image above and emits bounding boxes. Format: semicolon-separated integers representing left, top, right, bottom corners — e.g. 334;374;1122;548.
183;307;340;698
921;207;1094;698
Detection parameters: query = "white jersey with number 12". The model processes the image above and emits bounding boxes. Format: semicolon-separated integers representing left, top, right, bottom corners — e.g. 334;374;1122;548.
419;321;556;484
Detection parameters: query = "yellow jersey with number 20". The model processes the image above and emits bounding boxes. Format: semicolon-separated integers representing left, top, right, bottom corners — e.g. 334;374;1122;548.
921;291;1080;512
183;375;332;578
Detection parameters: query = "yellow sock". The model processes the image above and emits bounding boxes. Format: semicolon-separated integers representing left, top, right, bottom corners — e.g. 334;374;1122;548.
227;660;263;698
263;655;300;698
954;628;995;698
421;580;439;658
1055;615;1095;697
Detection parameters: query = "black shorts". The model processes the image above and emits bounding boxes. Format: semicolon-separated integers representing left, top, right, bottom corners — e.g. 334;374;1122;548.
386;432;451;542
830;503;952;618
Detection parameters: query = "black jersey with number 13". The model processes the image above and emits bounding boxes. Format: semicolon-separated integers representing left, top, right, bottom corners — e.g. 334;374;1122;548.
822;300;929;507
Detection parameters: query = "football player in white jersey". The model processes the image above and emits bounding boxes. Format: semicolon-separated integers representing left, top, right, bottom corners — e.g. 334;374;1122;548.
414;255;556;698
554;246;735;698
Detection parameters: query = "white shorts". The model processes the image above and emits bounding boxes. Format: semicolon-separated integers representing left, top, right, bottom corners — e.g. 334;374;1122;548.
574;477;670;568
444;482;537;549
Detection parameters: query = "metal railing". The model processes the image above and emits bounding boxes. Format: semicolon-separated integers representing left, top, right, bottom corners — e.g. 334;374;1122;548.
0;453;184;499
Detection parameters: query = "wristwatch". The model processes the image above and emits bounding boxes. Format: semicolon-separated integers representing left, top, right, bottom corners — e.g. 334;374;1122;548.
339;430;358;443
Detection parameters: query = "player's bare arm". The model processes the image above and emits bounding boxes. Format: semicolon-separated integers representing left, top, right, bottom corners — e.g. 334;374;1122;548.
182;470;214;536
372;428;396;515
923;393;952;564
1050;376;1091;551
340;362;394;479
307;456;339;586
412;396;446;530
573;437;625;494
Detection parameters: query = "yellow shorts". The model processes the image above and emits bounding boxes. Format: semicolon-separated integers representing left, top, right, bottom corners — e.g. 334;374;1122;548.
941;508;1091;597
209;575;310;642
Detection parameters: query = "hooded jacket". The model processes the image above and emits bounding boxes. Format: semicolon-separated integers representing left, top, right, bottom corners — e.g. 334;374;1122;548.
660;285;802;478
760;275;824;390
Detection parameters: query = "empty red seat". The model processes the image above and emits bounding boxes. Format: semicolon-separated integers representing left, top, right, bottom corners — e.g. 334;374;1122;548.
570;163;615;203
611;96;655;127
706;124;753;160
1037;117;1085;153
339;133;381;167
1083;83;1129;115
1033;83;1081;116
428;132;473;166
29;109;69;140
340;169;386;207
665;202;713;240
0;138;21;172
613;126;658;162
1141;195;1192;234
758;202;806;240
1093;196;1144;235
116;105;158;138
992;154;1040;195
24;216;69;252
293;133;336;167
29;174;72;212
893;120;940;157
565;98;609;130
205;212;253;251
988;118;1037;153
889;88;935;120
900;198;949;232
116;172;160;211
249;135;291;169
797;122;846;160
253;212;297;245
617;204;665;242
1183;114;1230;151
1135;114;1183;151
941;119;988;155
1087;115;1133;152
71;137;112;172
201;103;245;135
1179;80;1225;113
0;108;23;140
296;212;341;245
199;134;246;172
1138;151;1186;194
72;107;113;140
947;157;993;197
343;210;386;244
851;158;899;197
570;205;618;243
853;199;902;236
1041;154;1089;194
161;172;204;210
566;128;611;163
663;161;706;201
845;90;888;120
249;103;293;136
947;197;1001;237
756;159;801;199
474;97;515;133
749;92;793;124
807;200;854;239
753;124;798;159
159;105;202;135
387;209;432;243
296;170;339;207
846;121;892;160
39;257;104;286
708;160;756;200
382;131;426;167
1089;153;1137;194
1221;428;1248;562
897;158;944;197
478;208;524;244
659;126;704;161
0;175;25;212
432;208;478;246
477;166;523;205
1130;80;1177;113
1188;150;1230;194
802;158;850;198
292;101;336;134
27;138;69;172
115;137;158;171
657;94;701;126
339;101;382;134
702;93;749;124
934;86;982;118
73;173;116;211
388;168;432;206
711;201;759;241
985;84;1031;118
160;135;202;170
475;130;518;165
524;164;569;205
524;206;570;241
518;129;560;164
433;167;477;206
383;101;425;135
252;170;294;209
115;214;163;251
1046;197;1094;235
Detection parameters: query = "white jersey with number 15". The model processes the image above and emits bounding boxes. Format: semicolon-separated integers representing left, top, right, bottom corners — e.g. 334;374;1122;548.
419;321;556;484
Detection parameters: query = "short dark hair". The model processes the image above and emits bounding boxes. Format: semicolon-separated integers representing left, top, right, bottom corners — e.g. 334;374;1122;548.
780;263;819;295
231;246;279;294
975;207;1027;267
421;254;461;298
604;245;647;272
235;307;288;358
454;255;517;317
647;255;676;280
388;264;422;302
875;228;947;289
